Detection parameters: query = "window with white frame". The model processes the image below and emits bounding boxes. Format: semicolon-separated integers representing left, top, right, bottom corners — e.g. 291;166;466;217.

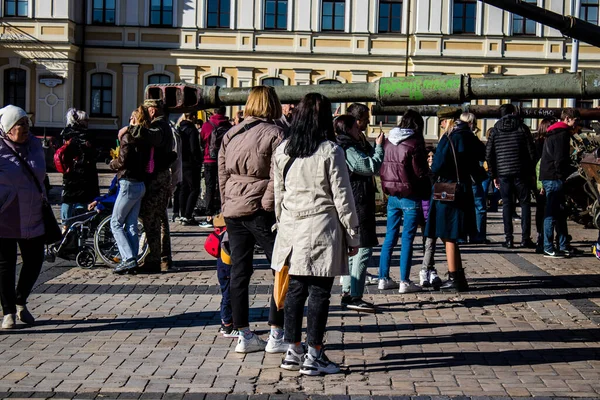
205;76;227;87
262;77;284;86
93;0;116;24
322;0;345;31
4;0;28;17
379;0;402;33
453;0;476;34
150;0;173;27
581;0;599;25
265;0;288;30
148;74;171;84
90;73;113;116
3;68;26;109
512;0;537;35
207;0;231;28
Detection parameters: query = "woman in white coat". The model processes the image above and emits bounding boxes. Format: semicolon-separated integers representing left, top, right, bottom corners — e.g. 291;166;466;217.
271;93;360;376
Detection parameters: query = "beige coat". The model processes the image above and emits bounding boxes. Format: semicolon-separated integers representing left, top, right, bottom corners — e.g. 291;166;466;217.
271;140;360;277
218;117;284;218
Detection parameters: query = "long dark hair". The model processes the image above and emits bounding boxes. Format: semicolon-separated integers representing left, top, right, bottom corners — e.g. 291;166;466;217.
536;117;556;141
285;93;335;158
334;114;355;137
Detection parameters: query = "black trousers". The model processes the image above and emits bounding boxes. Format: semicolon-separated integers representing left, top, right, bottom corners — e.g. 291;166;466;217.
179;165;201;219
0;236;45;315
225;210;283;329
284;275;335;347
498;175;532;242
204;163;220;216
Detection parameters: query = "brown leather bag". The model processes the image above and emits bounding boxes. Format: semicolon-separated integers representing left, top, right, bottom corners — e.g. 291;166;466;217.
432;132;460;202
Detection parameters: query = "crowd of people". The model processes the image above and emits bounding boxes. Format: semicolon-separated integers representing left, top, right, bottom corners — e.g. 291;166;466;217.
0;86;595;375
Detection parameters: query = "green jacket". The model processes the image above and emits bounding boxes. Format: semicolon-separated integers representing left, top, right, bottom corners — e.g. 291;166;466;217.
345;143;384;176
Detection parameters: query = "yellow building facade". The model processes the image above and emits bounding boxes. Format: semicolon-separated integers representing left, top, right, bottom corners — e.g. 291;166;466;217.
1;0;599;139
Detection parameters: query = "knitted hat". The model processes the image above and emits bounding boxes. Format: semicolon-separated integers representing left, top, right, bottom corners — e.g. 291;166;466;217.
436;106;462;120
0;105;28;134
143;98;164;109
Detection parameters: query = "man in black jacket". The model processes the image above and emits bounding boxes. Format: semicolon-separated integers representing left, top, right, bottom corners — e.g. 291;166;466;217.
486;104;537;249
539;108;580;258
177;113;203;225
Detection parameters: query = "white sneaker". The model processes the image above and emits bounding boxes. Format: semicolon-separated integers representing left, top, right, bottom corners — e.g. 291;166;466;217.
300;349;340;376
399;280;422;293
429;269;443;289
365;273;379;286
2;314;16;329
419;269;431;287
235;333;266;353
280;346;305;370
265;334;288;353
378;278;399;290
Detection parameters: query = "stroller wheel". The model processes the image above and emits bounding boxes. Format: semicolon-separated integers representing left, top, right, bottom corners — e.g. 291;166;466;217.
76;247;96;269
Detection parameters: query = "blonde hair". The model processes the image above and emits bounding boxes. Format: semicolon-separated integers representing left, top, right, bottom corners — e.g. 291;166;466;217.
243;86;282;120
65;108;88;128
132;106;151;128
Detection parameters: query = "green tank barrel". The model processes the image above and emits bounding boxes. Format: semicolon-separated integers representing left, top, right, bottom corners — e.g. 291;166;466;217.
145;70;600;111
371;105;600;120
478;0;600;48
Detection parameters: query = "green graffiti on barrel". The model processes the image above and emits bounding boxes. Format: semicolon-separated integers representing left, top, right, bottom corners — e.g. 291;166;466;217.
378;75;462;105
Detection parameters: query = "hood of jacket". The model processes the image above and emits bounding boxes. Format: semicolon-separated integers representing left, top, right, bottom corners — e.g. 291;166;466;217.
547;121;570;136
388;127;415;145
494;115;522;133
209;113;230;126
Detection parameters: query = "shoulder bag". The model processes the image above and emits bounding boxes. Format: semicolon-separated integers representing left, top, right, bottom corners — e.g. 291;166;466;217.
433;133;460;202
1;139;62;244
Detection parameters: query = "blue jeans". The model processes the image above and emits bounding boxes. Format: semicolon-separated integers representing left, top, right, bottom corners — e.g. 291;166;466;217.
60;203;86;226
111;179;146;262
471;179;489;242
379;196;421;282
542;180;567;253
217;256;232;324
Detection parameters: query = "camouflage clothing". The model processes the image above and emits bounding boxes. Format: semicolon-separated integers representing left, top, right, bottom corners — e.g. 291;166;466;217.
140;169;172;266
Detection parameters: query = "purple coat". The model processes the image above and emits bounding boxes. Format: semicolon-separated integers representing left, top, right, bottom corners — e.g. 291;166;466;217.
0;134;46;239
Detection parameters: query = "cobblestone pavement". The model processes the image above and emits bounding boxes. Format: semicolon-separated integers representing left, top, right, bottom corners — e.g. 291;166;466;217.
1;171;600;399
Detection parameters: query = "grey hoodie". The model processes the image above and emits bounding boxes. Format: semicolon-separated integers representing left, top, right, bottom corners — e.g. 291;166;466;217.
388;127;415;145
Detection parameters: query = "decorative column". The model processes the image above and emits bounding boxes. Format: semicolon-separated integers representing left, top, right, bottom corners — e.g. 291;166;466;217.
122;64;140;127
294;69;312;85
179;66;197;83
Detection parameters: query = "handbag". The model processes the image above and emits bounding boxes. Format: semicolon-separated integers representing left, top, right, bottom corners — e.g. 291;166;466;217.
1;138;62;244
433;133;460;202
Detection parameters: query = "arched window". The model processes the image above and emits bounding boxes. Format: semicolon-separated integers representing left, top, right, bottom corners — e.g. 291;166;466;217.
262;77;284;87
148;74;171;85
3;68;26;109
319;79;342;115
205;76;227;87
90;73;113;116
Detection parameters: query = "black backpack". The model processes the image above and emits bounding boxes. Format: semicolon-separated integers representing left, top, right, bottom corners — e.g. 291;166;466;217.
208;120;232;159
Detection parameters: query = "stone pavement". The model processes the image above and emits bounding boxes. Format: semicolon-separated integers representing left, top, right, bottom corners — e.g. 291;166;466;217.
1;171;600;399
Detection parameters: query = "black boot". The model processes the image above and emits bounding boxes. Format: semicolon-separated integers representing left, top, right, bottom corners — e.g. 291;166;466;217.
440;269;469;292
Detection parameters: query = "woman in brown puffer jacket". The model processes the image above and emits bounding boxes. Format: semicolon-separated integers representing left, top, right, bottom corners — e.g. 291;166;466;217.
218;86;285;355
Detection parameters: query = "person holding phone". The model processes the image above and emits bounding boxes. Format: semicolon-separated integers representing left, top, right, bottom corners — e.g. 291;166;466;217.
334;115;384;313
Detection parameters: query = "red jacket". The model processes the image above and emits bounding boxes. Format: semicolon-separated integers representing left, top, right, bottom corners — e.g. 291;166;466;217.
200;114;231;163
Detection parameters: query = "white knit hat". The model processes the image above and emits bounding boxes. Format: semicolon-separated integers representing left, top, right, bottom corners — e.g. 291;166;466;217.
0;105;28;134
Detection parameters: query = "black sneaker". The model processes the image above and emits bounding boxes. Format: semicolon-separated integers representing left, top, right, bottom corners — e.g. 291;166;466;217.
340;294;352;306
563;247;583;257
543;249;565;259
181;217;198;226
345;297;376;313
521;239;537;249
219;324;241;338
502;239;514;249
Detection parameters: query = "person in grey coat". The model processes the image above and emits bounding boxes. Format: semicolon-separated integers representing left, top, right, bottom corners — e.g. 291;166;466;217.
0;105;46;329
